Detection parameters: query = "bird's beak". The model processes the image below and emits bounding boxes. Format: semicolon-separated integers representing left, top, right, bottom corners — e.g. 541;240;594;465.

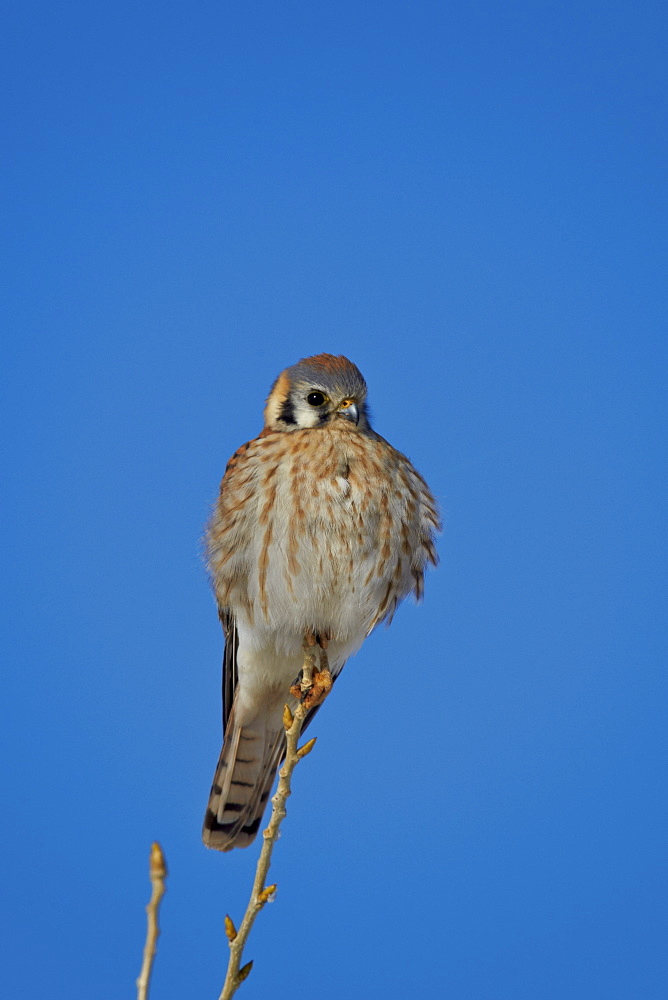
338;401;359;425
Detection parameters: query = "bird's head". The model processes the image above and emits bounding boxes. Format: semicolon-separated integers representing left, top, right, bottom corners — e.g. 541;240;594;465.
264;354;369;432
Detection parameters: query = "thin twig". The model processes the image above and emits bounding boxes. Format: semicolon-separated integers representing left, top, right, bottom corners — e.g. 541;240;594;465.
218;648;330;999
136;842;168;1000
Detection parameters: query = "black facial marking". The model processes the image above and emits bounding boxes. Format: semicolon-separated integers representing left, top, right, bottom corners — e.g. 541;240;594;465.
279;396;297;425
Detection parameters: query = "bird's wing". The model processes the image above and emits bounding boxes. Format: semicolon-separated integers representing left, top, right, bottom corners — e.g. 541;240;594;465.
219;609;238;734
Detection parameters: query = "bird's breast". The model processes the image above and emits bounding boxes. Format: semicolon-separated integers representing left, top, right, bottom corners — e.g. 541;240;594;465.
208;425;423;643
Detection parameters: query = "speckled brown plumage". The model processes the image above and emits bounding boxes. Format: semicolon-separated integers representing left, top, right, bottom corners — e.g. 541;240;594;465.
203;354;439;850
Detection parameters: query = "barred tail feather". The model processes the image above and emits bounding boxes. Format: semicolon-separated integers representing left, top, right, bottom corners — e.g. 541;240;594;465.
202;718;284;851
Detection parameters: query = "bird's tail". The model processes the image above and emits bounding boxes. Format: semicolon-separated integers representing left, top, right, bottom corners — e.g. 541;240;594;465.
202;714;284;851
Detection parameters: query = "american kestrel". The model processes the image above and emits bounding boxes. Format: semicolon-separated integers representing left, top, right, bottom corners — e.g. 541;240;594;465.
203;354;439;850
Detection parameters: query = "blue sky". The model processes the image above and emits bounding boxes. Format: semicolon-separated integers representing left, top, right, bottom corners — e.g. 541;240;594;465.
2;2;666;997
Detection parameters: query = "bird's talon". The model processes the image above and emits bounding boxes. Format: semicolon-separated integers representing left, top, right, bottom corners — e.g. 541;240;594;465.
302;668;333;709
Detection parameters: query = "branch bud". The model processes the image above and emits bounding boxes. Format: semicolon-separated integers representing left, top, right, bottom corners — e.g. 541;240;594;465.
297;737;317;759
224;915;237;942
282;704;294;730
238;961;253;983
257;884;277;904
149;842;167;878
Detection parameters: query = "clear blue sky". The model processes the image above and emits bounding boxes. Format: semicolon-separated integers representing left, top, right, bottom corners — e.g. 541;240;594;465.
2;2;666;998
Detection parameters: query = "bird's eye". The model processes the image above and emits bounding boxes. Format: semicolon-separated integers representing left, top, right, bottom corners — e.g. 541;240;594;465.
307;392;326;406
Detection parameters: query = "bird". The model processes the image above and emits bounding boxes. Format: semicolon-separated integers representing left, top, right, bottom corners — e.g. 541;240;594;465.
203;353;440;850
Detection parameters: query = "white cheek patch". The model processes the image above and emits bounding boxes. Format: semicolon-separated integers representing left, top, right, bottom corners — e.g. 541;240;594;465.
293;401;324;428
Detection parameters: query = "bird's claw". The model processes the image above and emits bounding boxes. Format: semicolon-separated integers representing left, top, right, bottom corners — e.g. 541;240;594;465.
291;634;332;707
302;667;333;709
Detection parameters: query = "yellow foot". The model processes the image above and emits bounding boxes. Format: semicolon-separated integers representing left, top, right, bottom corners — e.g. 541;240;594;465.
291;633;333;705
302;668;333;710
290;667;333;708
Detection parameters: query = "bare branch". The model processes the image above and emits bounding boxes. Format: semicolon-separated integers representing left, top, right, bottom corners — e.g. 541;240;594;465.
136;842;168;1000
218;650;332;999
